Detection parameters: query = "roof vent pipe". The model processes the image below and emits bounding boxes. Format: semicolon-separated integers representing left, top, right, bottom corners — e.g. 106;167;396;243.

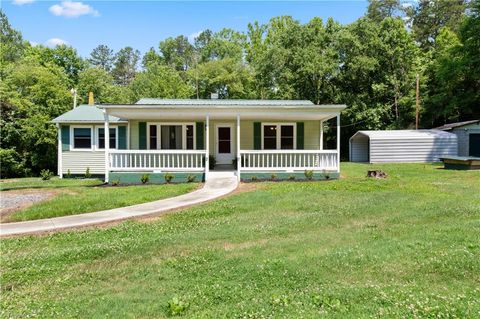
88;92;94;105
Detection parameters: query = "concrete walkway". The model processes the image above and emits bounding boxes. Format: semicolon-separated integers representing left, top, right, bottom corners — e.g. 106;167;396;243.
0;171;238;237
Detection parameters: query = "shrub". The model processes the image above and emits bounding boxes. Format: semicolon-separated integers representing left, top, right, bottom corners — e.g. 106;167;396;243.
164;173;174;183
232;158;237;169
0;148;26;178
66;169;71;178
40;169;53;180
251;175;258;182
270;173;277;181
111;179;120;186
208;155;216;170
304;170;314;180
187;174;196;183
288;174;296;181
166;297;189;316
140;174;150;184
85;167;91;178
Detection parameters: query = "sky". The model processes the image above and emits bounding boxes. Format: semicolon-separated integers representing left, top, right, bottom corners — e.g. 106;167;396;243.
3;1;369;57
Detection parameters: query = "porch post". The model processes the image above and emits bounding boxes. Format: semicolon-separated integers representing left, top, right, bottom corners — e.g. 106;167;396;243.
236;114;241;181
205;115;209;179
103;110;110;183
319;120;324;150
57;123;63;178
336;114;340;173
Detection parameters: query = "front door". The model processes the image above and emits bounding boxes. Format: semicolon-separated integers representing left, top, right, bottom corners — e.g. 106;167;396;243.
469;134;480;157
216;125;234;165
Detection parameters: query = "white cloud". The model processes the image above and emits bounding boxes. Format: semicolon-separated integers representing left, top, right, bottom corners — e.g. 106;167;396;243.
29;41;39;47
13;0;35;5
49;1;99;18
45;38;69;47
188;30;203;43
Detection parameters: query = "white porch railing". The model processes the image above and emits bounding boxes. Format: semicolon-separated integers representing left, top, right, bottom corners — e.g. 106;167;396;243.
109;150;206;171
239;150;339;171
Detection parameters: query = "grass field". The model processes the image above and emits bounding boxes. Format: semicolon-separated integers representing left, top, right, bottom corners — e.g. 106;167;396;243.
0;177;103;191
1;163;479;318
1;179;198;222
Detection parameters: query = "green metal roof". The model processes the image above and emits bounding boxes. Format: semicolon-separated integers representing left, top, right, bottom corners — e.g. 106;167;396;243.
135;98;315;106
52;105;127;123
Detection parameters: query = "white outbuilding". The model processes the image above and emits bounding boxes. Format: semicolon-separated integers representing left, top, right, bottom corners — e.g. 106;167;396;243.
349;130;458;163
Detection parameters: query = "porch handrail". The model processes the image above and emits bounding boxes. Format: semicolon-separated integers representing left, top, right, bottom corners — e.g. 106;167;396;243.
239;150;338;154
109;149;206;154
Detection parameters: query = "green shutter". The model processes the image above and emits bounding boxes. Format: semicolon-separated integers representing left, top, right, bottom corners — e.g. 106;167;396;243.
61;125;70;151
118;126;127;149
196;122;204;150
296;122;304;150
253;122;261;150
139;122;147;150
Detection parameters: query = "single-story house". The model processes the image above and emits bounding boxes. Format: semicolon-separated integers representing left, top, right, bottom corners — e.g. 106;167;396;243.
349;130;458;163
52;98;346;183
436;120;480;157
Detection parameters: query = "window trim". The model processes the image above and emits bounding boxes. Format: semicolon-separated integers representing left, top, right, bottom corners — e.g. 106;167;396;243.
146;122;196;150
70;125;94;151
261;122;297;150
96;126;118;150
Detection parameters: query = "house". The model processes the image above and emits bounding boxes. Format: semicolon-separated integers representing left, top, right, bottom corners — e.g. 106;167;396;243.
349;130;458;163
52;98;346;183
435;120;480;157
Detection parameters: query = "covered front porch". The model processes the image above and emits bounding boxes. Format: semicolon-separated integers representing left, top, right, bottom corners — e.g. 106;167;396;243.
100;101;345;182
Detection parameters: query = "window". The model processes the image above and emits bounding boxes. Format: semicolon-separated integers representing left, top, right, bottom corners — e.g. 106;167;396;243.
73;127;92;149
149;125;157;149
262;123;296;150
161;125;183;150
186;125;194;150
98;128;116;149
218;127;231;153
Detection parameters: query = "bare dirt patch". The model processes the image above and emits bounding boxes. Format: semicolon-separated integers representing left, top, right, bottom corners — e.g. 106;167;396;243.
0;189;62;222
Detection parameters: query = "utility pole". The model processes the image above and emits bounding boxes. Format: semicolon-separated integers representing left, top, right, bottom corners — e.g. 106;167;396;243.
70;88;77;109
415;74;420;130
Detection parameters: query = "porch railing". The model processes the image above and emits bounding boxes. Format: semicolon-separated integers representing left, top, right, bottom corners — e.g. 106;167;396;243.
239;150;338;171
109;150;206;171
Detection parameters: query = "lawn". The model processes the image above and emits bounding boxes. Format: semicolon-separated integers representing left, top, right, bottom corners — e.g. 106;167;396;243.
1;179;199;222
0;177;103;191
1;163;479;318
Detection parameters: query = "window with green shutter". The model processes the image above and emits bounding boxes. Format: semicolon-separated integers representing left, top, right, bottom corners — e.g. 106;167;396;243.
253;122;261;150
196;122;204;150
61;125;70;151
117;126;127;149
296;122;304;150
139;122;146;150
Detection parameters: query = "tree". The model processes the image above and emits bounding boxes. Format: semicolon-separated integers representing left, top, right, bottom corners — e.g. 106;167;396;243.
88;44;114;71
367;0;401;22
77;67;126;104
142;47;162;69
111;47;140;85
0;10;25;64
159;36;194;71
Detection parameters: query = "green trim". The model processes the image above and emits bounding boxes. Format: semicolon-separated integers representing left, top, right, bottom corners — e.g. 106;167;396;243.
118;126;127;150
196;122;204;150
109;172;205;185
139;122;147;150
240;172;339;182
253;122;261;150
61;125;70;151
296;122;304;150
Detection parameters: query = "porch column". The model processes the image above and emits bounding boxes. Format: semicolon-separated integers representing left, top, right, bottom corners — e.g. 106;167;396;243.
57;123;63;178
205;115;209;179
319;120;324;150
236;114;241;181
336;114;340;173
103;110;110;183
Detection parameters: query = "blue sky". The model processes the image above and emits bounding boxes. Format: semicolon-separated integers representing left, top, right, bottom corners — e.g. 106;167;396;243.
4;1;368;57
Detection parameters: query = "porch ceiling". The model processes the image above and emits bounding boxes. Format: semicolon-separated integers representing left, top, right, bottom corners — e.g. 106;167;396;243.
98;105;346;121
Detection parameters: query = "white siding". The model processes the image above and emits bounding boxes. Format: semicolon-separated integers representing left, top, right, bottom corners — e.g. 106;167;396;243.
62;151;105;174
349;130;458;163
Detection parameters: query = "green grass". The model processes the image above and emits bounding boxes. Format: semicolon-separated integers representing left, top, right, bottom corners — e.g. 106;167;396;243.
1;163;479;318
0;177;103;191
4;183;199;222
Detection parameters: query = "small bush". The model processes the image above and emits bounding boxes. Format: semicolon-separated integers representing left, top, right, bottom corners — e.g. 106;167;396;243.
270;173;277;181
111;179;120;186
251;175;258;182
164;173;174;183
288;174;296;181
85;167;91;178
140;174;150;184
187;174;196;183
208;155;216;170
40;169;53;180
304;170;314;180
166;297;189;316
66;169;71;178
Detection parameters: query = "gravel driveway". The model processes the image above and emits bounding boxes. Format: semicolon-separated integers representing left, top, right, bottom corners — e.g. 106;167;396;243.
0;190;57;222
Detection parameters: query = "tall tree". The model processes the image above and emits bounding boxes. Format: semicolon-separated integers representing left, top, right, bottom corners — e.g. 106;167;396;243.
88;44;114;71
111;47;140;86
367;0;401;22
142;47;162;69
159;36;194;72
0;10;25;64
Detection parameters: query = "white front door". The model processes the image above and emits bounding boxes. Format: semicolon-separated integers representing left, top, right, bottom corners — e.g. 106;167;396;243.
216;124;234;165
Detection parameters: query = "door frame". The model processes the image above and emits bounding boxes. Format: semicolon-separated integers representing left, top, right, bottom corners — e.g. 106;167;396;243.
215;123;234;165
